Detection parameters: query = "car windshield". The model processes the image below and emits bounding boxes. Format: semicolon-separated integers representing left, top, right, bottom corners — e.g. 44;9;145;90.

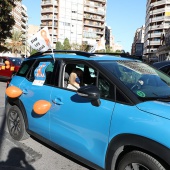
9;57;23;66
99;60;170;101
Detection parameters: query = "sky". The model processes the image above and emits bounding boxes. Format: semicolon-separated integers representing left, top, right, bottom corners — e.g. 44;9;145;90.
22;0;146;52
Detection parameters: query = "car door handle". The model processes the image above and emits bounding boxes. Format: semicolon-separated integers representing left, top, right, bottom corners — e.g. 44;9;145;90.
52;98;63;105
22;89;28;94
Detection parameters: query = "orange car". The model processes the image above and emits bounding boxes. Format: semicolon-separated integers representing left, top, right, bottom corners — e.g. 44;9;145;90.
0;56;23;80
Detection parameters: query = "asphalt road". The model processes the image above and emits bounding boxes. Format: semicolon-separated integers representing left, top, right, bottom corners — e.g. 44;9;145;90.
0;81;92;170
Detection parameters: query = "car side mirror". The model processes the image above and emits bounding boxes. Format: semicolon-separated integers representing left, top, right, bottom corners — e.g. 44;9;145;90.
77;85;101;107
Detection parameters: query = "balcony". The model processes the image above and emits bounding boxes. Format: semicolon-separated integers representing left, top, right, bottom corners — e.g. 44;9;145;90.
21;22;27;28
151;0;170;8
49;30;57;36
92;0;106;3
84;22;105;29
149;32;162;38
145;48;158;53
150;40;161;46
21;16;27;22
41;9;58;14
40;23;58;28
149;24;170;30
41;16;58;21
84;7;105;16
21;10;27;17
41;1;58;6
95;31;104;35
84;1;105;8
84;14;105;22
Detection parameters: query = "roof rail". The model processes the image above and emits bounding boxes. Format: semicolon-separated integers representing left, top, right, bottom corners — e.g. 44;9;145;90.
29;50;96;58
93;52;142;60
93;52;127;56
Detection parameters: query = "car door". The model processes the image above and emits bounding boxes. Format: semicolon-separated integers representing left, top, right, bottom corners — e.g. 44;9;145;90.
49;62;116;167
19;59;56;139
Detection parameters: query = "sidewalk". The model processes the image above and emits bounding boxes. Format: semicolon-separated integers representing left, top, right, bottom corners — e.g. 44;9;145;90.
0;107;42;170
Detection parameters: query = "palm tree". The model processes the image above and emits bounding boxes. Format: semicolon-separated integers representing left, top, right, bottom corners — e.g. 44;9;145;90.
5;30;25;57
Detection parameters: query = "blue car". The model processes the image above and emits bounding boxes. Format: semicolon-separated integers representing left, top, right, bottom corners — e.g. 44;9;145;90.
5;51;170;170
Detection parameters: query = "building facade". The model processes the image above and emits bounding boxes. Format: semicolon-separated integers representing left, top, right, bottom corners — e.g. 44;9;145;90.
13;1;28;34
131;25;145;56
105;26;111;47
0;2;29;57
144;0;170;60
40;0;106;47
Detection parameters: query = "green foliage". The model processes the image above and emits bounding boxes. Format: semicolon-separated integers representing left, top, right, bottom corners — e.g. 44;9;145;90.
56;41;63;50
0;0;21;52
115;50;121;53
68;42;90;52
5;30;25;55
30;49;38;55
63;38;71;50
105;45;113;53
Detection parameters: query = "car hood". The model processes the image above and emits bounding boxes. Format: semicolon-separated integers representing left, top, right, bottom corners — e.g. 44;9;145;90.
136;101;170;120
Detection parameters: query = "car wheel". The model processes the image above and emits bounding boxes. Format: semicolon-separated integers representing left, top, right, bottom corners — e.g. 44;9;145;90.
116;151;165;170
7;105;29;141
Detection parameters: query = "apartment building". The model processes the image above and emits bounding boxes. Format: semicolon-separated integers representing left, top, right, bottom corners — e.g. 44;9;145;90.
105;26;111;47
0;2;28;57
40;0;106;47
144;0;170;60
131;25;145;56
13;1;28;34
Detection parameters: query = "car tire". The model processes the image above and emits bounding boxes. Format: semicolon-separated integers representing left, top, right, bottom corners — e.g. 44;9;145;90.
7;105;29;141
116;150;165;170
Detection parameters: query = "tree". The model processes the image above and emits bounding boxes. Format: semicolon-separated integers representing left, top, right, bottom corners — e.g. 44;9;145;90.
0;0;21;52
105;45;113;53
5;30;25;56
115;50;121;53
63;38;71;50
30;49;38;55
56;41;63;50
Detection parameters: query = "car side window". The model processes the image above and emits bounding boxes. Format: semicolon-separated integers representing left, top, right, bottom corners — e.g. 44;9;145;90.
116;88;131;104
160;65;170;76
16;60;35;77
98;74;115;100
28;60;55;86
63;63;97;90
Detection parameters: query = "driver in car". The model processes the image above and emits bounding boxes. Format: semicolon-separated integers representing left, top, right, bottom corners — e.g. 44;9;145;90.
67;68;83;90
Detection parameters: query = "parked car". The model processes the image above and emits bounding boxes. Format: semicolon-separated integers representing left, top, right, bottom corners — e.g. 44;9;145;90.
153;60;170;76
0;56;23;80
5;50;170;170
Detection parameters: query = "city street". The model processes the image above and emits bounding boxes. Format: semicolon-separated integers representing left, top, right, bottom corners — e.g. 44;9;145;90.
0;81;92;170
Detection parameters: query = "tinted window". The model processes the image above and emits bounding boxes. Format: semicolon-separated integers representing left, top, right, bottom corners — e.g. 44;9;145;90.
116;88;130;104
16;60;35;77
98;74;115;100
160;65;170;75
28;60;55;86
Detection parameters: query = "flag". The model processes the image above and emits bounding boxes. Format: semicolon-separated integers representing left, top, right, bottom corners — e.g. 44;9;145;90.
95;36;105;51
27;27;52;52
88;36;105;53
